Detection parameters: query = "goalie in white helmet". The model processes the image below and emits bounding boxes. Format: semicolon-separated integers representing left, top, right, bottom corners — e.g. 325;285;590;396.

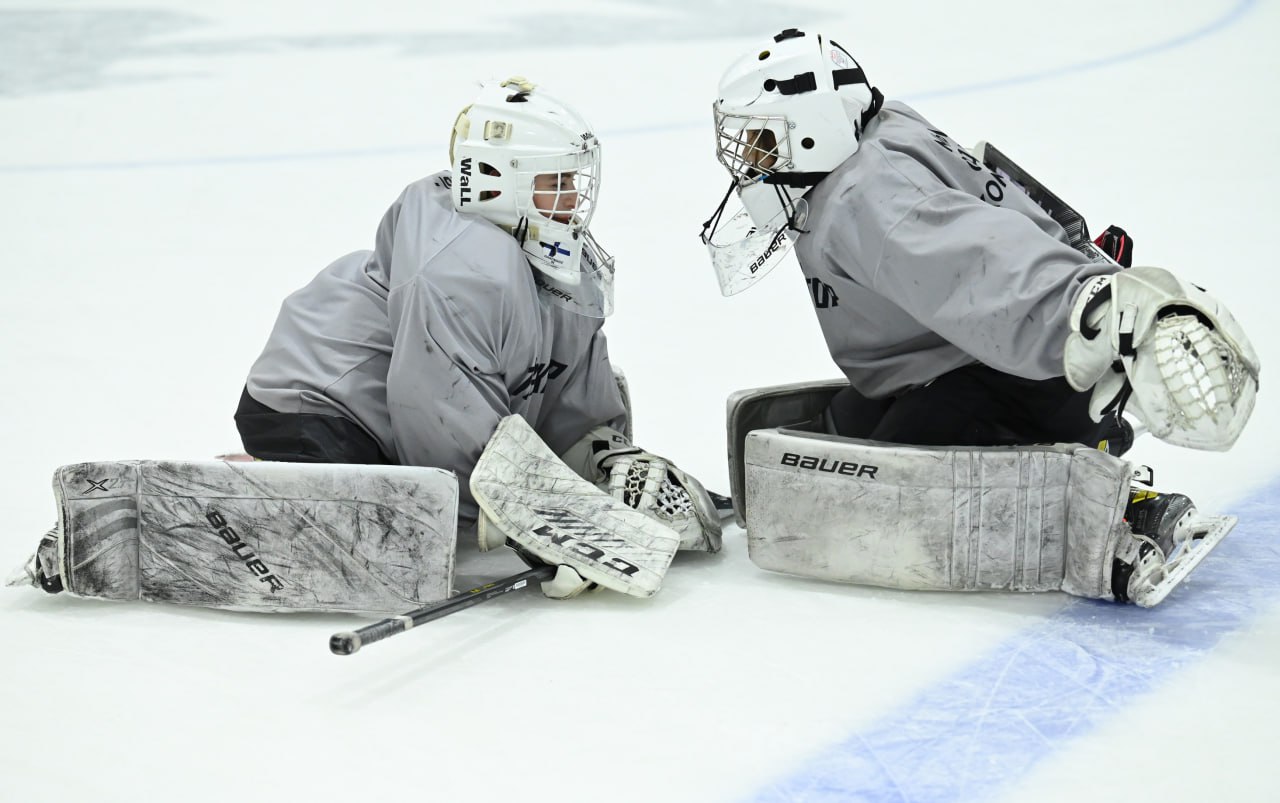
12;78;721;614
706;30;1260;606
234;78;720;599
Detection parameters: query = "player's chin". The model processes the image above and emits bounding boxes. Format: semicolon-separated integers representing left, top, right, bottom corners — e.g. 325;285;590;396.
533;210;574;225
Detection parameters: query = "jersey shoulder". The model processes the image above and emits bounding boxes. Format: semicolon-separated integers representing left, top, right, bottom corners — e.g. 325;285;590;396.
851;104;955;193
383;172;537;300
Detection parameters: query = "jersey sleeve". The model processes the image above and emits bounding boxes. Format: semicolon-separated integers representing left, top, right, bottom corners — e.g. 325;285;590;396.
384;267;536;520
377;179;541;516
537;325;628;457
869;189;1118;380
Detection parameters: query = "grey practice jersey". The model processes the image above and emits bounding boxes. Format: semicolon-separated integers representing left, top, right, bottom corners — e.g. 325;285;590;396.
793;101;1119;398
245;172;627;522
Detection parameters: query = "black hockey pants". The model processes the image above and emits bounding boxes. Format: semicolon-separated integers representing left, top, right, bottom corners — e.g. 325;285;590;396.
233;387;395;465
825;363;1108;449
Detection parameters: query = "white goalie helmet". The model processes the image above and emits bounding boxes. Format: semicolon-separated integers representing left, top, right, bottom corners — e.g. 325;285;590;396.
450;77;615;317
701;29;883;295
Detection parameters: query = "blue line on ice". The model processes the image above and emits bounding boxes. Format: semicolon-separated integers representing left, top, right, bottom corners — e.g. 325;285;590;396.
747;480;1280;803
906;0;1257;101
0;0;1256;174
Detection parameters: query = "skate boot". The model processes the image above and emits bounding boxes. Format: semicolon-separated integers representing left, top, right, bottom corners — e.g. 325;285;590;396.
1095;412;1135;457
1112;489;1236;607
6;525;63;593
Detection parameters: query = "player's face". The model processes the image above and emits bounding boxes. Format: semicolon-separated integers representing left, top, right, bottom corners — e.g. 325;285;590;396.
741;128;778;176
732;128;778;181
532;172;578;224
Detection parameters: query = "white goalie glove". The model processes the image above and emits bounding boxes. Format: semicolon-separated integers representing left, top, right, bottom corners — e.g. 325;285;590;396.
1063;266;1260;451
562;427;723;553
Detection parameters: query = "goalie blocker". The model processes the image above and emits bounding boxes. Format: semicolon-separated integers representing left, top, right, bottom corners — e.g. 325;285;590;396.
728;381;1234;607
10;460;458;614
470;415;690;599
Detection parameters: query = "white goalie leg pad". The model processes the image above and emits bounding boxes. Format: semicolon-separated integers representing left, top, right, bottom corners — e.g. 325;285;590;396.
726;379;850;526
744;429;1132;599
23;460;458;613
470;415;681;598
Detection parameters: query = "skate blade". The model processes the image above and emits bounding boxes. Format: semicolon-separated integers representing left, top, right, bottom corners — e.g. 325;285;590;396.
1132;514;1236;607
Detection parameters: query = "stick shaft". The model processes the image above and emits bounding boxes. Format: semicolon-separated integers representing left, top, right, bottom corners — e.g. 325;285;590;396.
329;565;555;655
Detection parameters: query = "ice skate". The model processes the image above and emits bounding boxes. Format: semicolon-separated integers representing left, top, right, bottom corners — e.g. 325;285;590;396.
1095;412;1135;457
1112;490;1236;607
6;525;62;594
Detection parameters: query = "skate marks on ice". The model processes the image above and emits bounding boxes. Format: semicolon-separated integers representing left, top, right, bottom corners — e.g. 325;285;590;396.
908;0;1259;102
0;1;835;98
0;1;1258;172
745;479;1280;803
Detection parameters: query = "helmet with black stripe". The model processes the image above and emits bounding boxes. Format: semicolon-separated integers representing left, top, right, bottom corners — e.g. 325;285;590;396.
700;29;882;296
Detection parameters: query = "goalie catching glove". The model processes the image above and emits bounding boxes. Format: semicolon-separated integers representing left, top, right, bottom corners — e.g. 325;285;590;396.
1063;265;1260;450
560;426;723;554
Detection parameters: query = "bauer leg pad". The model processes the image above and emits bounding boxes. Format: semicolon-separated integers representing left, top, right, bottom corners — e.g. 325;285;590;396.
726;379;849;526
18;460;458;614
743;429;1133;598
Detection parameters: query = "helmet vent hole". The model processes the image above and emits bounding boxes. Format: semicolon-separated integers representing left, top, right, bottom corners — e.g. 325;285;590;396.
758;50;770;60
479;162;502;177
479;191;502;201
763;78;777;92
801;137;815;150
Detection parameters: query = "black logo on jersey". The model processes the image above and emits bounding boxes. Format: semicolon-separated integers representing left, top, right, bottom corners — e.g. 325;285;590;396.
83;478;110;493
926;128;1008;205
807;278;839;309
436;175;453;189
458;157;473;205
514;360;567;399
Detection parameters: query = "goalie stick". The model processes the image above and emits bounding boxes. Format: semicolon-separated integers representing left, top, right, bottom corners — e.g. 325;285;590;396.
972;141;1115;265
329;564;556;655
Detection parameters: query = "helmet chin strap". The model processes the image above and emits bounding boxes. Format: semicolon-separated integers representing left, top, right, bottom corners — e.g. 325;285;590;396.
510;216;529;243
774;183;809;234
699;180;738;245
699;178;810;245
764;172;829;188
861;87;884;130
